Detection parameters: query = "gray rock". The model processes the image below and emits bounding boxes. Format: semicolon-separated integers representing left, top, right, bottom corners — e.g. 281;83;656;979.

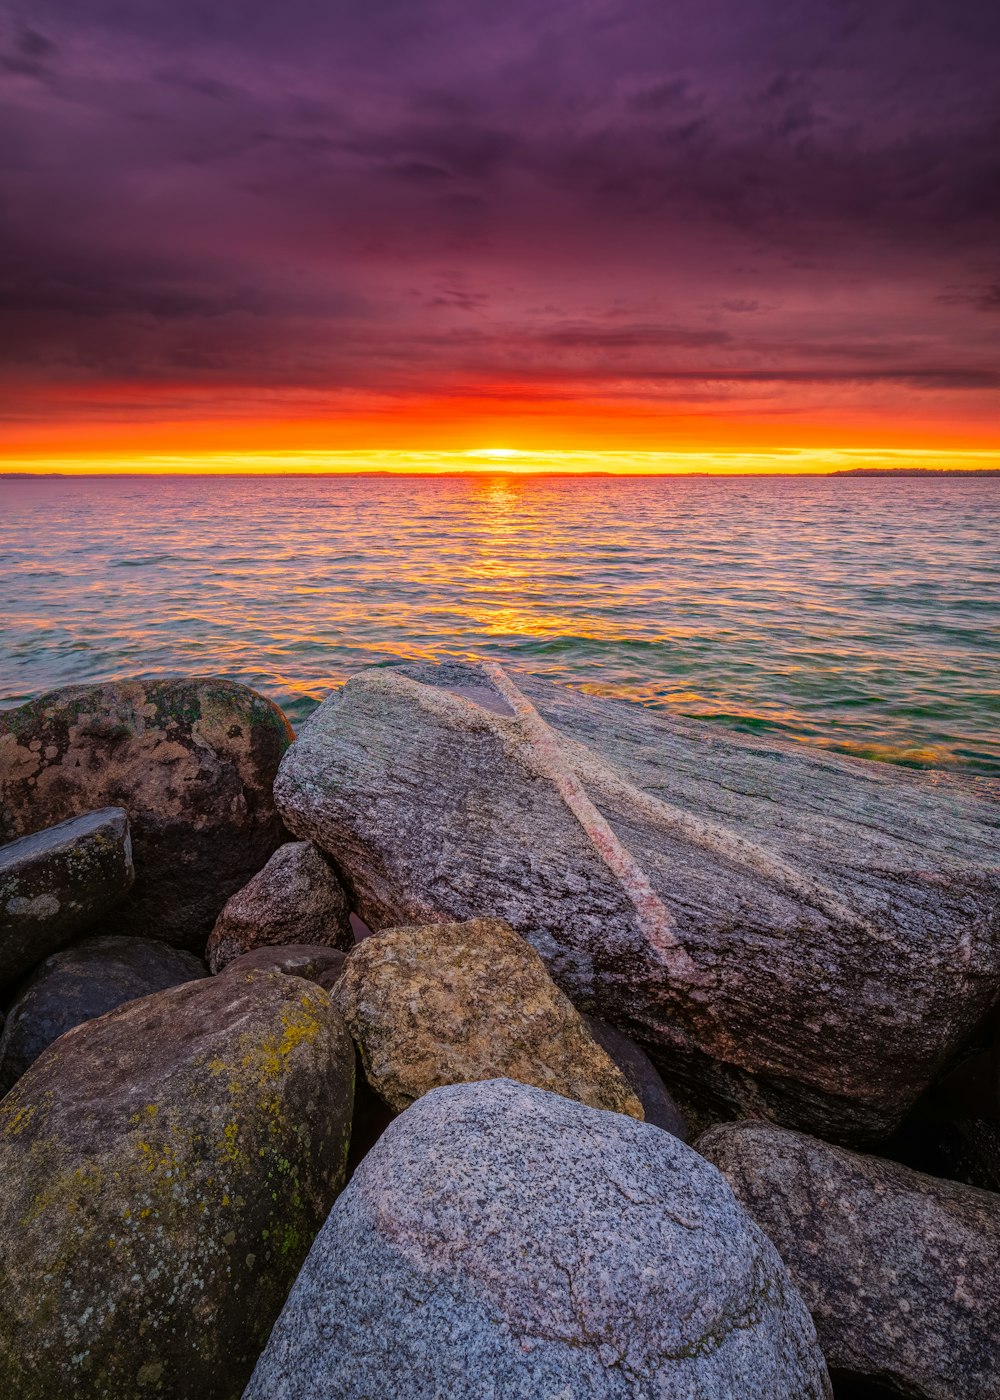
220;941;350;989
206;840;352;973
0;677;292;950
0;933;206;1090
585;1013;687;1138
0;807;133;988
244;1078;831;1400
0;970;354;1400
274;660;1000;1141
698;1119;1000;1399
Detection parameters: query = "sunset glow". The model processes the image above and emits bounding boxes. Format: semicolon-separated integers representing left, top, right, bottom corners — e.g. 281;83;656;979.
2;4;998;472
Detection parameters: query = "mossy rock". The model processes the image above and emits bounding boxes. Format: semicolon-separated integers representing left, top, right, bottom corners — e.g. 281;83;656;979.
0;970;354;1399
0;677;293;950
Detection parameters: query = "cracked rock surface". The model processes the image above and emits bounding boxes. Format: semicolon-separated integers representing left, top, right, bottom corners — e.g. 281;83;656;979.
698;1119;1000;1399
244;1077;831;1400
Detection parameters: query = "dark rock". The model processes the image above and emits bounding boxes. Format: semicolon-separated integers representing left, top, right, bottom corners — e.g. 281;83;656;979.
274;660;1000;1141
584;1013;687;1138
0;934;206;1090
0;807;133;988
220;941;350;988
699;1119;1000;1399
245;1078;831;1399
0;971;354;1399
332;918;643;1117
0;677;292;951
206;841;352;973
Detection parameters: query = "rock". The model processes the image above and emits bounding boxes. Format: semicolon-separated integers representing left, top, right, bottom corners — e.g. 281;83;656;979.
332;917;643;1118
0;677;292;950
585;1013;687;1138
244;1078;831;1399
698;1119;1000;1399
0;971;354;1399
206;841;352;973
219;941;350;989
0;807;133;988
0;934;206;1090
274;660;1000;1141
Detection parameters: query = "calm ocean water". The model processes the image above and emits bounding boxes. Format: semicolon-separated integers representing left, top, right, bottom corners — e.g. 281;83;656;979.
1;474;997;775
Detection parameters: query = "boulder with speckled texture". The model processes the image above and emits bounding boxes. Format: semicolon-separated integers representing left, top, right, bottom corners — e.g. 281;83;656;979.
244;1078;831;1400
698;1119;1000;1399
332;917;643;1118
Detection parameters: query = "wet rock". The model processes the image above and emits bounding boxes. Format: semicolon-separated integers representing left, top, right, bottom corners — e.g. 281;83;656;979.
219;941;350;989
274;660;1000;1141
245;1078;831;1400
0;934;206;1090
0;807;133;987
698;1119;1000;1399
332;917;643;1118
206;841;352;973
0;971;354;1400
585;1013;687;1138
0;677;292;950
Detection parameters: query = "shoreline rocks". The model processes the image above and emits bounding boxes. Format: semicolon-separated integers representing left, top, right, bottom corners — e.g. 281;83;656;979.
274;660;1000;1141
698;1119;1000;1399
0;808;133;987
245;1078;832;1399
206;840;352;973
0;934;206;1090
333;917;644;1118
0;677;292;950
0;970;355;1399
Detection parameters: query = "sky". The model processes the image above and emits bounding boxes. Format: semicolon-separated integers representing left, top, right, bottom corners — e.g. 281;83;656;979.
1;0;999;471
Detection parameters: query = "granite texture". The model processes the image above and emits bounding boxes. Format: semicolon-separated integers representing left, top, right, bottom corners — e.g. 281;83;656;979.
332;917;643;1117
244;1078;831;1399
274;660;1000;1141
699;1119;1000;1399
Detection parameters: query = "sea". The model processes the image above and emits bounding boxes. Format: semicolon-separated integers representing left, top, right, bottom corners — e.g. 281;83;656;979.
1;473;997;776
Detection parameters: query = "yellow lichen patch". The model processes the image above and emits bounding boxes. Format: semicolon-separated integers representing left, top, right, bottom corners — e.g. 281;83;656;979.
2;1104;37;1137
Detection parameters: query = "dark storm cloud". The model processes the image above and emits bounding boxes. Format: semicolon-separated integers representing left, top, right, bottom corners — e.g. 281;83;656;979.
1;0;999;418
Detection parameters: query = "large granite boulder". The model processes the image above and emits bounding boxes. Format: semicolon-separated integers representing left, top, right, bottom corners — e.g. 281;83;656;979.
206;840;352;973
0;933;206;1090
244;1078;831;1399
0;971;354;1399
698;1119;1000;1399
332;917;643;1118
275;660;1000;1141
0;807;133;987
0;677;292;950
